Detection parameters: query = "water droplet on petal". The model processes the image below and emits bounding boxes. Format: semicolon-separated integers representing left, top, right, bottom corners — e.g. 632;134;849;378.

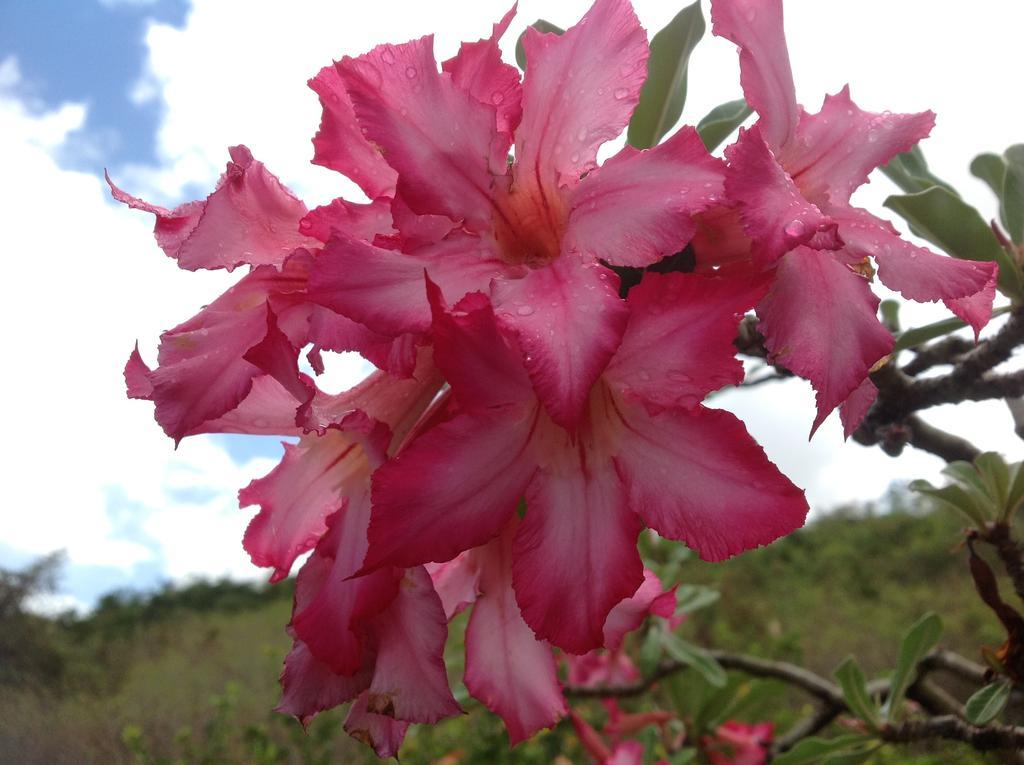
668;370;692;383
638;370;651;381
299;218;312;232
576;127;587;142
405;66;417;79
516;305;535;316
491;91;505;105
570;151;580;163
784;219;806;238
381;49;396;65
613;87;630;100
744;7;757;21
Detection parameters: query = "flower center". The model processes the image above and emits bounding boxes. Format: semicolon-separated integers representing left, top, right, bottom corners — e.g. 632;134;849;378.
492;177;568;268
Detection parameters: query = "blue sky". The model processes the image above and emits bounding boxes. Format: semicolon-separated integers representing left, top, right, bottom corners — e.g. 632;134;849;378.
2;0;1022;613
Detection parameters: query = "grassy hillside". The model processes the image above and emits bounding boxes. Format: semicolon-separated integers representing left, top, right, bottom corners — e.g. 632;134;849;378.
0;495;1012;764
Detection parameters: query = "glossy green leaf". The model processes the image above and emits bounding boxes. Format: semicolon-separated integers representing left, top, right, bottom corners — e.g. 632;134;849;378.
513;20;564;70
976;452;1011;510
1006;461;1024;519
965;678;1013;724
821;748;882;765
772;735;873;765
884;187;1024;299
696;98;752;151
669;750;697;765
893;306;1010;352
910;479;989;527
970;153;1008;203
942;460;990;497
881;145;957;195
883;612;943;719
1003;144;1024;244
626;2;705;149
834;657;880;728
638;625;663;678
661;632;726;687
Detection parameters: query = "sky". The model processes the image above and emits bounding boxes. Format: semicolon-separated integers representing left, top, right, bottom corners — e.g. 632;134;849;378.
1;0;1022;612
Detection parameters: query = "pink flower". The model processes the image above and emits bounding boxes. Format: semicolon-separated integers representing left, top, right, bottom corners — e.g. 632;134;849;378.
362;272;807;654
707;0;998;434
703;720;773;765
305;0;727;431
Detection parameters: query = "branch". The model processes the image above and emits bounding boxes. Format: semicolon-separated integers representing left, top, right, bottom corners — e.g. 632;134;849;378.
903;336;974;376
985;522;1024;604
905;415;983;463
881;715;1024;751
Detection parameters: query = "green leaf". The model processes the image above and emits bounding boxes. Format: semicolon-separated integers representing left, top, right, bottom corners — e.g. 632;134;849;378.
965;679;1013;724
661;632;726;687
1006;461;1024;519
881;145;957;195
772;735;874;765
696;98;752;151
627;2;705;149
834;657;880;729
884;187;1024;299
514;20;564;70
674;584;720;615
970;153;1008;203
1003;144;1024;245
669;750;697;765
638;625;664;678
821;748;882;765
879;299;901;332
893;306;1011;352
883;612;943;720
976;452;1011;510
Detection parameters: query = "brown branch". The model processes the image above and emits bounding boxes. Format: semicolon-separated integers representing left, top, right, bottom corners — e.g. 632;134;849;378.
985;522;1024;604
880;715;1024;751
903;336;974;376
905;415;983;463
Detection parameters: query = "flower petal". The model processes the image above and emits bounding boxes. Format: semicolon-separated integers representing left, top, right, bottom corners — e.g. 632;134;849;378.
786;87;935;205
492;255;628;430
339;36;503;229
308;307;420;378
308;232;511;337
946;269;998;340
711;0;798;152
725;127;840;264
839;378;876;440
427;553;481;621
565;127;726;267
187;374;307;437
344;691;410;758
515;0;648;190
514;439;644;653
124;344;153;400
308;64;397;199
365;406;538;571
442;6;523;140
364;566;462;723
465;522;566;744
299;197;395;244
276;638;372;725
614;402;808;561
602;569;674;651
836;208;997;314
757;247;894;432
110;147;315;271
605;272;767;410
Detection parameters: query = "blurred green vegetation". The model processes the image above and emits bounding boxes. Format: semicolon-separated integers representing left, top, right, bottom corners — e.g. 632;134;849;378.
0;492;1013;764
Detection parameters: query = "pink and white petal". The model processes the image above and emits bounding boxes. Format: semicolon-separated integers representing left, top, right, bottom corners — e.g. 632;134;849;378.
339;36;502;230
837;208;997;306
442;6;523;139
565;127;726;267
242;305;313;405
492;255;628;430
570;711;614;762
839;378;876;440
711;0;798;152
786;87;935;205
608;741;646;765
344;691;410;758
389;191;460;248
365;566;462;724
466;523;566;744
365;406;539;571
187;374;306;437
513;458;644;654
605;272;767;410
614;402;808;562
308;232;510;337
602;569;670;651
300;197;395;244
125;344;154;400
428;280;534;411
515;0;648;190
427;553;481;621
757;247;894;432
276;639;373;725
112;147;316;272
308;306;420;378
240;421;378;582
946;269;998;340
725;127;840;264
308;64;397;200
